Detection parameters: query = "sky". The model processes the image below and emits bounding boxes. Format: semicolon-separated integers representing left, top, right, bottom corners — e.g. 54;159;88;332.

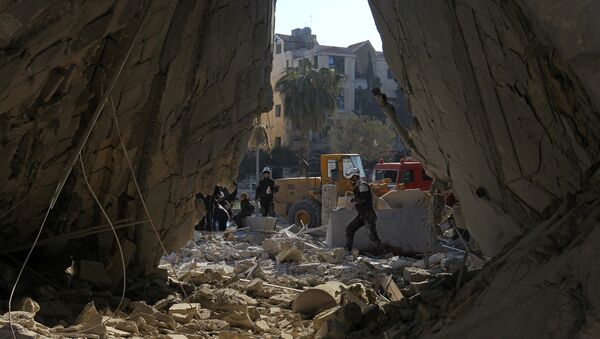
274;0;383;51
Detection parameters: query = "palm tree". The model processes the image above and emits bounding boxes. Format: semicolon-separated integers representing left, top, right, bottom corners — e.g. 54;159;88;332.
275;59;343;171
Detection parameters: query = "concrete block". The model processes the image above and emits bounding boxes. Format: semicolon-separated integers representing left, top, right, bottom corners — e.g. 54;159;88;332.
327;206;430;254
292;281;347;316
381;189;429;209
244;216;277;232
321;184;338;227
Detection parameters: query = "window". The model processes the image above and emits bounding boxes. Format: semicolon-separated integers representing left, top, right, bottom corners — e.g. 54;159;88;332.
275;137;282;148
422;169;433;181
328;55;345;73
327;160;339;180
313;55;318;68
374;170;398;183
286;60;289;68
275;104;281;117
401;169;415;184
387;68;394;79
342;156;365;178
336;92;345;110
275;43;282;54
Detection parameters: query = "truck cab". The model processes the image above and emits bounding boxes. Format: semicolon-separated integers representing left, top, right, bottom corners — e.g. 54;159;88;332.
372;160;433;191
320;153;366;196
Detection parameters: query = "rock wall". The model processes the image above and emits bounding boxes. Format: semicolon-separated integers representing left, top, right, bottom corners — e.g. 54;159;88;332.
0;0;274;277
369;0;600;337
369;0;600;255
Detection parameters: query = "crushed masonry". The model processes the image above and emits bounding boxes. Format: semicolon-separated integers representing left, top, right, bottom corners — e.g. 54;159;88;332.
0;221;485;338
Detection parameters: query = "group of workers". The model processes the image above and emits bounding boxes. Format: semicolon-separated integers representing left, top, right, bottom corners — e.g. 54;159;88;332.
196;166;280;232
196;166;383;253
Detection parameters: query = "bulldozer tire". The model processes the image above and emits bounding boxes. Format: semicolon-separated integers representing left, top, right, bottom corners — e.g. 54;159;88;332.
288;199;321;228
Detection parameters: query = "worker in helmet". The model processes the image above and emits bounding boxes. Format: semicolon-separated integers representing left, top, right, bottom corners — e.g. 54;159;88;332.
255;167;279;217
344;168;383;251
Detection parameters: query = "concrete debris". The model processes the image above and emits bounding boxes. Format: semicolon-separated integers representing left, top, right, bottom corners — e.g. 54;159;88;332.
375;275;404;301
0;219;484;338
245;216;277;232
292;281;346;316
403;266;432;283
222;310;254;329
63;301;106;337
275;245;304;264
168;303;201;323
14;297;41;316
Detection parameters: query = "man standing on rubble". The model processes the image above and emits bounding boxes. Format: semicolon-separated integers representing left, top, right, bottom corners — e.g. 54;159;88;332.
344;168;384;252
255;167;279;217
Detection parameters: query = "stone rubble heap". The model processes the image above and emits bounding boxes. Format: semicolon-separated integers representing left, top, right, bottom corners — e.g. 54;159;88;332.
0;226;486;338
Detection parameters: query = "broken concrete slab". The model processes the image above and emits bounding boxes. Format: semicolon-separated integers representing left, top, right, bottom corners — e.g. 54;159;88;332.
276;245;304;263
167;334;190;339
106;325;131;337
193;288;258;312
128;302;176;330
292;281;347;316
14;297;40;316
261;238;282;253
381;189;429;209
375;275;404;301
254;319;270;332
375;197;393;209
65;301;106;337
328;207;430;254
168;303;200;323
313;302;362;331
223;310;254;329
195;319;230;331
268;293;295;306
244;278;264;293
403;267;432;283
244;216;277;232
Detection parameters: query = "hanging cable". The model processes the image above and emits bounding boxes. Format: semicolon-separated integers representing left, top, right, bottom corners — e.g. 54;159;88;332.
109;96;193;302
7;1;153;336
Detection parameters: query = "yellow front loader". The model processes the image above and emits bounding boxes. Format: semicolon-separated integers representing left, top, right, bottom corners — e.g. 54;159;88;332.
273;154;389;227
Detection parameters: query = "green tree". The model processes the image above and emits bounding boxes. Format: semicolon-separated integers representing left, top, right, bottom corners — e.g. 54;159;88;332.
275;58;343;132
275;59;343;174
329;115;396;166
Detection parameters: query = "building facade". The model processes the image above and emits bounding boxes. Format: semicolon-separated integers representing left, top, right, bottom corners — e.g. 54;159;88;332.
262;27;405;155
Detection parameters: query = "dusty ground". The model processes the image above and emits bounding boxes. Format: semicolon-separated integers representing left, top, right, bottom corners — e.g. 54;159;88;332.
0;222;485;338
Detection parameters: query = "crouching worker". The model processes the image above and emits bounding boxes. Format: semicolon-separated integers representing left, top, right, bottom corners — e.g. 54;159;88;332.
344;168;383;251
232;192;255;228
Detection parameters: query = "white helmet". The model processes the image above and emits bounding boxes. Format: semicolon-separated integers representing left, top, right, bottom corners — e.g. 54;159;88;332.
344;168;361;179
262;166;272;174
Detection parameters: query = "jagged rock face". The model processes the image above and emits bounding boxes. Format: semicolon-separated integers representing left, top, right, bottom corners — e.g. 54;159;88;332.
369;0;600;255
370;0;600;338
0;0;273;275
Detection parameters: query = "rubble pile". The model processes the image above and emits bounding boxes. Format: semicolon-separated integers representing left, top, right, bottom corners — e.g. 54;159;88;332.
1;223;485;338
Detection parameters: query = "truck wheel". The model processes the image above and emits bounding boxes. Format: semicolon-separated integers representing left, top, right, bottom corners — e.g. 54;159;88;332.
288;199;321;228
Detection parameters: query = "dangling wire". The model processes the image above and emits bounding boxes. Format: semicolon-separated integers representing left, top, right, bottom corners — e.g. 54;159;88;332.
7;1;153;336
109;96;193;302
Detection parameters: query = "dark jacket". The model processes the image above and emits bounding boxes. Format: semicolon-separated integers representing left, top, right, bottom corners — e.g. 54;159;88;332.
255;178;278;201
239;199;255;218
352;181;374;213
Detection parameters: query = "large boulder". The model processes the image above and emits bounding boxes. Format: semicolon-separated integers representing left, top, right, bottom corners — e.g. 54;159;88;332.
0;0;274;276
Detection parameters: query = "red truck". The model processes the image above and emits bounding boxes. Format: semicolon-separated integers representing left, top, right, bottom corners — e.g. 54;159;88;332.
371;160;433;191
